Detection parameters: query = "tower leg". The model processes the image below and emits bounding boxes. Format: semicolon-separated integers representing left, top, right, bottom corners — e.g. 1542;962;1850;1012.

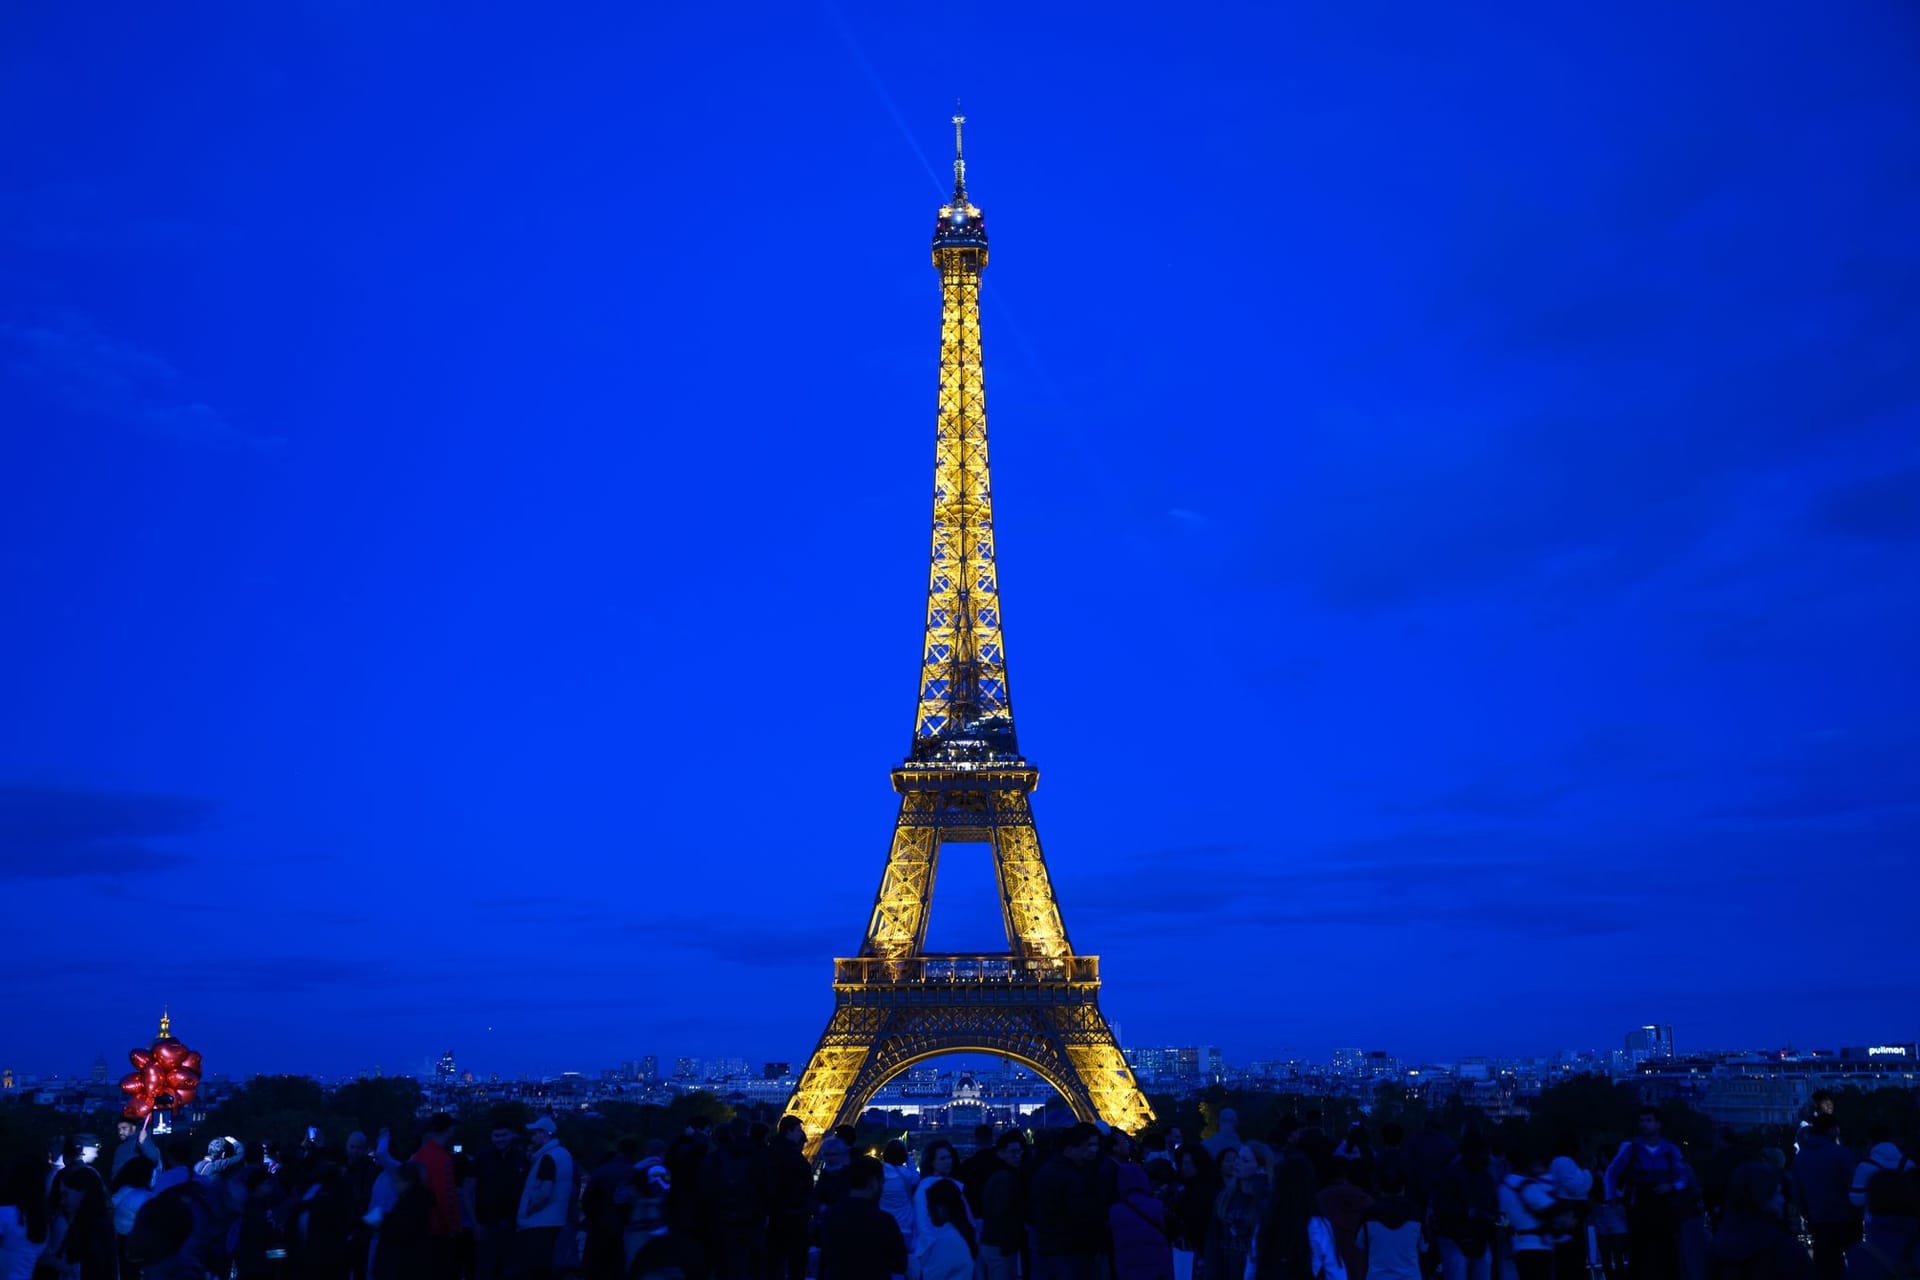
987;791;1071;958
860;794;941;960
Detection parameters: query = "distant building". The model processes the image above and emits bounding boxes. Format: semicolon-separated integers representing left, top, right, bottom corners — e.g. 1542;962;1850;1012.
435;1050;458;1083
640;1055;659;1081
763;1061;791;1080
1126;1046;1209;1084
91;1056;108;1085
674;1057;701;1080
1331;1048;1366;1077
1625;1025;1675;1064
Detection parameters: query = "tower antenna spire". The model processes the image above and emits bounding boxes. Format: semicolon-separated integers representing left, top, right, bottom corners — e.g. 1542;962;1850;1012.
951;104;967;202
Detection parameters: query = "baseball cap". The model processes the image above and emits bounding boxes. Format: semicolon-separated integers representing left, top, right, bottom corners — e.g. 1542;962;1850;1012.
527;1116;558;1135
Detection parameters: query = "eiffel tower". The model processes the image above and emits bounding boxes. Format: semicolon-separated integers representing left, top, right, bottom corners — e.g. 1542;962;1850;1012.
784;118;1154;1145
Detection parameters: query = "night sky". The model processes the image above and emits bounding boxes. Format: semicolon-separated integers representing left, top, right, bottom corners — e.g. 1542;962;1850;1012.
4;2;1917;1080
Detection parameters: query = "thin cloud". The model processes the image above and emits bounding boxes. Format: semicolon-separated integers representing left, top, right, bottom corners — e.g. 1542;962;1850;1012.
0;784;211;878
1812;465;1920;544
1;313;279;453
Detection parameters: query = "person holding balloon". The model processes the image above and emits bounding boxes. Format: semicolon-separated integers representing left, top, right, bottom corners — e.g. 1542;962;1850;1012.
110;1114;162;1182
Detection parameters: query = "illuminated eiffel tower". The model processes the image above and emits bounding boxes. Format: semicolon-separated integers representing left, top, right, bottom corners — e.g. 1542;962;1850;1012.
784;118;1153;1145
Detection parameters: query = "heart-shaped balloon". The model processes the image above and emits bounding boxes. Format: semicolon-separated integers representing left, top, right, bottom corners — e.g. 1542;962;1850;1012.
124;1026;201;1120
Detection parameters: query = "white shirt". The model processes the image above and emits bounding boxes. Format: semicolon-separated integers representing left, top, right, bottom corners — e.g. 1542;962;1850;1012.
880;1163;919;1243
1308;1216;1348;1280
911;1221;975;1280
913;1176;961;1257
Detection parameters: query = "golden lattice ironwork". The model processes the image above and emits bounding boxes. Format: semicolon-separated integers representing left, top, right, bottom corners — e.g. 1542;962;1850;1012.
786;123;1152;1150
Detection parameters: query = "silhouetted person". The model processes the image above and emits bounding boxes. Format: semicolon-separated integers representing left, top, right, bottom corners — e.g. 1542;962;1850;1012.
469;1119;531;1280
584;1138;640;1280
515;1116;574;1280
378;1162;436;1280
1708;1163;1810;1280
701;1118;768;1280
765;1116;813;1280
1847;1171;1920;1280
819;1156;907;1280
1256;1129;1320;1280
961;1124;1004;1219
1607;1109;1696;1280
1431;1132;1499;1280
1033;1124;1105;1280
1204;1111;1242;1159
1797;1114;1861;1280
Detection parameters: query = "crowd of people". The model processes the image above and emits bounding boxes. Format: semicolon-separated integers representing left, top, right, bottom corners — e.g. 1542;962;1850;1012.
1;1094;1915;1280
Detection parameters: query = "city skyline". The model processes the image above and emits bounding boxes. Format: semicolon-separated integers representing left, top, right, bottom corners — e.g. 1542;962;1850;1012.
5;1;1917;1077
11;1020;1919;1085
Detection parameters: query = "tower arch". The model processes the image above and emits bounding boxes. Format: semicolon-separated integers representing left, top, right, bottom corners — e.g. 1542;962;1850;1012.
837;1044;1089;1133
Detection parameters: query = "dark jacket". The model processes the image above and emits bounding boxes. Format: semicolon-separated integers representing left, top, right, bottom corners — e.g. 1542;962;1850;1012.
1795;1134;1860;1227
473;1145;533;1227
1408;1131;1457;1213
1707;1212;1814;1280
1255;1145;1320;1280
1110;1164;1173;1280
962;1147;1006;1219
819;1197;907;1280
982;1165;1026;1252
630;1227;707;1280
584;1155;637;1280
1431;1160;1500;1257
1319;1182;1375;1280
1173;1172;1219;1252
815;1165;852;1214
766;1140;814;1218
666;1133;709;1234
700;1139;769;1229
57;1216;119;1280
375;1183;436;1279
1297;1129;1337;1188
1032;1156;1102;1258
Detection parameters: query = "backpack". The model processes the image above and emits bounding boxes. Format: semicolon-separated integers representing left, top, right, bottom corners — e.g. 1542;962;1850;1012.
1505;1175;1584;1240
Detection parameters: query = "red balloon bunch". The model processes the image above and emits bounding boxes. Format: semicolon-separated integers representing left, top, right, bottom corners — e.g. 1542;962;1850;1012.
120;1035;202;1120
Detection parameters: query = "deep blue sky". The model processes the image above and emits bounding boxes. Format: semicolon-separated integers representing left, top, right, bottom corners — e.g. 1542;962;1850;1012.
4;2;1917;1080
